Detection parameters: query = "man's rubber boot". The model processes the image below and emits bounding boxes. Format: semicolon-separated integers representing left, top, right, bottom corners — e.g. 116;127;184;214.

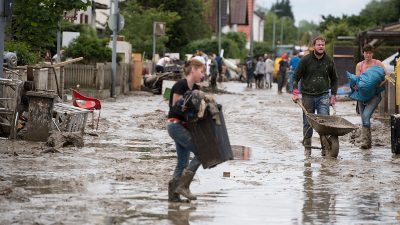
175;169;197;200
360;127;371;149
168;178;181;202
304;138;312;157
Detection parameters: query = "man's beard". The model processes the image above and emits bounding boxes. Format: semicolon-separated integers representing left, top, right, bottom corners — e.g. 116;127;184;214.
315;50;324;56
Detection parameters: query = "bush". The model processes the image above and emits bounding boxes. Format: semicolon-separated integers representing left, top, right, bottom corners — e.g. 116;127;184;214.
184;32;247;59
184;38;217;56
64;26;113;64
5;41;40;66
253;42;272;58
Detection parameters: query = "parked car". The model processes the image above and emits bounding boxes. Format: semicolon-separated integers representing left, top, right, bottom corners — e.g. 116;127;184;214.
3;51;17;68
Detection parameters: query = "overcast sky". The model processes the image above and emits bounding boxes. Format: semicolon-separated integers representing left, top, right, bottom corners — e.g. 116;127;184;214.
256;0;372;25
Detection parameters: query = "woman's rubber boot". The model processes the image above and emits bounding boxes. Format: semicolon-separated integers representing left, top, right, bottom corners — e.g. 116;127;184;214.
175;169;197;200
168;178;181;202
360;127;371;149
304;138;312;157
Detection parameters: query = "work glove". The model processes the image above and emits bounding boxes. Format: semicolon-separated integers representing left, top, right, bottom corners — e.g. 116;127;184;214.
292;89;299;102
330;95;336;106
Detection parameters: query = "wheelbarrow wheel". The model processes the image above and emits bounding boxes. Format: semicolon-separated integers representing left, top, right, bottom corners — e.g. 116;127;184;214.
328;136;339;158
320;135;339;158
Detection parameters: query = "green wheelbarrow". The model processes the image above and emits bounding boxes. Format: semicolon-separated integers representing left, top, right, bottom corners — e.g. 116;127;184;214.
297;102;358;158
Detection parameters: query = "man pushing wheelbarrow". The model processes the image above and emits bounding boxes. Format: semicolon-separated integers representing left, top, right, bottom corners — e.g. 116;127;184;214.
291;36;357;158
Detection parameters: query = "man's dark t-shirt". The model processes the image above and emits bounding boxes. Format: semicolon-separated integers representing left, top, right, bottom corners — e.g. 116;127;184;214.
168;79;199;121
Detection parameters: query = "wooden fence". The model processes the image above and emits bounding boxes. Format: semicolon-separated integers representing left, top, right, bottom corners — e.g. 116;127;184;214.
1;62;131;100
63;62;130;99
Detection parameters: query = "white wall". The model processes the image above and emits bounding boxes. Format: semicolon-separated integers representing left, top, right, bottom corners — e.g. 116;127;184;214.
62;32;80;47
108;41;132;64
253;13;264;42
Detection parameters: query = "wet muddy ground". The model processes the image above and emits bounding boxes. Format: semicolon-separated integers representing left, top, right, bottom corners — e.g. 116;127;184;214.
0;82;397;225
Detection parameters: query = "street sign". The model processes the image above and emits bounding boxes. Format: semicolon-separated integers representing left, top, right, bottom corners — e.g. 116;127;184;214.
154;22;166;36
108;13;125;32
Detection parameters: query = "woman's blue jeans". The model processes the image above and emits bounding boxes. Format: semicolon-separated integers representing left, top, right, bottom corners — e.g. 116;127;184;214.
302;93;330;139
358;94;381;128
167;122;201;178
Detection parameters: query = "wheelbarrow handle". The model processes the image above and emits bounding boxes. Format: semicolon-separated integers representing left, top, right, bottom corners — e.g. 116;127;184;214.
297;101;336;115
332;104;337;116
296;101;308;114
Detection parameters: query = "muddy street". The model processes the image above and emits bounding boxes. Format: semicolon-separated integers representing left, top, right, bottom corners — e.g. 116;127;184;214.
0;82;398;225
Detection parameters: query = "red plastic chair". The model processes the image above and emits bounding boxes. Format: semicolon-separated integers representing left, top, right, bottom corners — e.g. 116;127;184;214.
71;89;101;130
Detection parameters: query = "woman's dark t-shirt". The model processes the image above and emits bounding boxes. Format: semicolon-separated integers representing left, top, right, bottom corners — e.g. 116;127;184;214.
168;79;199;121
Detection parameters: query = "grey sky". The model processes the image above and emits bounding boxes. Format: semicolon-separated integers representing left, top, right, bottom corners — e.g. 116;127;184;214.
256;0;372;25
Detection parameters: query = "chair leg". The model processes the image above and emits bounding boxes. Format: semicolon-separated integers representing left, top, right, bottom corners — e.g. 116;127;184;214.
91;111;95;128
96;110;101;130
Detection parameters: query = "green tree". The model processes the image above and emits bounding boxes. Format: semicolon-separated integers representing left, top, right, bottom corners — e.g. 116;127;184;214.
184;32;247;59
323;21;353;44
64;26;112;64
360;0;400;26
318;15;342;33
10;0;90;53
253;42;272;58
5;41;40;66
297;20;319;46
263;11;276;49
277;16;297;45
120;2;179;58
319;0;400;34
322;21;354;56
264;11;298;47
271;0;294;21
132;0;211;53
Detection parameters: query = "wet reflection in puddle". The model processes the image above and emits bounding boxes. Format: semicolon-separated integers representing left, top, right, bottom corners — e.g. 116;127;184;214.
85;143;121;148
11;176;85;195
302;162;337;224
167;204;197;225
128;139;152;144
125;146;154;152
231;145;251;160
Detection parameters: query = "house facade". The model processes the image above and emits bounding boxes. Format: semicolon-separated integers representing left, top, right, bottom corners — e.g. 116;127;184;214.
205;0;265;50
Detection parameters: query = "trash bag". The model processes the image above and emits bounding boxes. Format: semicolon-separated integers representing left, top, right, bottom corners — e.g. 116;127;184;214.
346;66;385;102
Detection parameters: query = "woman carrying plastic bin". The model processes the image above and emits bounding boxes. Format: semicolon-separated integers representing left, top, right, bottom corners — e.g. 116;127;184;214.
166;56;205;202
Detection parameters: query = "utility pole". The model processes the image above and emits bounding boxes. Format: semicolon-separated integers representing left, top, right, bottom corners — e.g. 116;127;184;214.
0;16;5;79
249;0;254;56
0;0;11;79
111;0;118;98
56;21;61;63
272;14;276;56
152;21;156;72
218;0;221;55
280;17;284;45
271;9;281;58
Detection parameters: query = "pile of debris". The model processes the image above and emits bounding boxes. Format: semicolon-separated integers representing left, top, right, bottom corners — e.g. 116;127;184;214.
143;69;182;94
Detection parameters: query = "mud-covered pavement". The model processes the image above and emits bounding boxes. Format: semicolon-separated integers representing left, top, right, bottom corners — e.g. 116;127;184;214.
0;82;398;225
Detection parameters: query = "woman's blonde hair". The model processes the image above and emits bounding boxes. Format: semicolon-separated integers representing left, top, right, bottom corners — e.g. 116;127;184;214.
183;58;205;75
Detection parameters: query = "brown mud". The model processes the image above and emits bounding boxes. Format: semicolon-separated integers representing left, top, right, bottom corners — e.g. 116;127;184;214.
0;82;396;225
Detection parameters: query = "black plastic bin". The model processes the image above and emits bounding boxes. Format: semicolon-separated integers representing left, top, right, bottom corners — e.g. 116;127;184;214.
188;105;233;169
391;114;400;154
